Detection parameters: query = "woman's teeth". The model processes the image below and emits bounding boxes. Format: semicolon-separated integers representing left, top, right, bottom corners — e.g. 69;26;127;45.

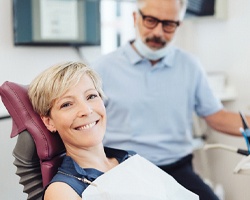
76;122;96;130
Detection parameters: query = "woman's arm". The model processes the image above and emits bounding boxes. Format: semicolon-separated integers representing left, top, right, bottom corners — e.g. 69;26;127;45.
44;182;81;200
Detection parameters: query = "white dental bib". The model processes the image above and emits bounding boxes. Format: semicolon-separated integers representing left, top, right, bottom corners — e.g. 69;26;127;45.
82;154;199;200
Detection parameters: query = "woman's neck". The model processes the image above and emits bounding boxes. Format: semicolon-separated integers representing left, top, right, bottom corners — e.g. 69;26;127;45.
66;145;119;172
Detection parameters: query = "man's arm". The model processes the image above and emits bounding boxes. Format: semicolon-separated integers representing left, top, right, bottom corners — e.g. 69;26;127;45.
204;109;250;136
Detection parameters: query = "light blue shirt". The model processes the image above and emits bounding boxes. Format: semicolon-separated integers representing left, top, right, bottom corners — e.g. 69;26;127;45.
91;42;223;166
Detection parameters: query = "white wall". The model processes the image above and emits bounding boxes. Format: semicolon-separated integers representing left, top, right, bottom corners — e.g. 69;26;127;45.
1;0;250;200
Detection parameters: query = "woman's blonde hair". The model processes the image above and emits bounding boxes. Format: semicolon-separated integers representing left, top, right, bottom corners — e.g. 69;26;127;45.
28;61;104;117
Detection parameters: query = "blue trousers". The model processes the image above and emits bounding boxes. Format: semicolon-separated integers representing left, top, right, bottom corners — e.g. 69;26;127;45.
158;154;220;200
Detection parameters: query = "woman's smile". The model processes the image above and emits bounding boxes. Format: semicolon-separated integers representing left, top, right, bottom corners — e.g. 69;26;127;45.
74;120;98;131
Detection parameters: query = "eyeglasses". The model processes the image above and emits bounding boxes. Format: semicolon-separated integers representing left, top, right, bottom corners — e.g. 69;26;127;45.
138;10;180;33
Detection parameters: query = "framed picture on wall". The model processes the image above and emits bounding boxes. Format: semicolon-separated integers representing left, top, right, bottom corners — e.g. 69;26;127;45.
13;0;101;46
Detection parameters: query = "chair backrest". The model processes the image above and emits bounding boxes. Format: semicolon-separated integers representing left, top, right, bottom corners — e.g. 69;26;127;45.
0;81;66;200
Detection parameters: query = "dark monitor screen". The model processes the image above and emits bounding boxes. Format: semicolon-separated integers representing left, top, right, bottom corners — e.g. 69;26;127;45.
186;0;215;17
13;0;101;46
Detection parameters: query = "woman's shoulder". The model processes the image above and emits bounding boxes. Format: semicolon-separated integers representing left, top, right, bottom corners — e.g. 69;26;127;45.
44;181;81;200
45;156;90;198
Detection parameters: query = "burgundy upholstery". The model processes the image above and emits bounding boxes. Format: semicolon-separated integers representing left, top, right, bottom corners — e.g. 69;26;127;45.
0;81;65;188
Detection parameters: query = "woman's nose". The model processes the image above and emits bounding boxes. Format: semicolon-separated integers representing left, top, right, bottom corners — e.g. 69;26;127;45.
77;101;93;117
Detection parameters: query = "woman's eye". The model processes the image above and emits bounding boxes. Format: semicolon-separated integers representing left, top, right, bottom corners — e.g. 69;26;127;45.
60;102;71;109
87;94;98;100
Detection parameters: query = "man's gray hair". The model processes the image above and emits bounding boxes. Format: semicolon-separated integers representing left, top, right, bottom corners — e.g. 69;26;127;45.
137;0;188;20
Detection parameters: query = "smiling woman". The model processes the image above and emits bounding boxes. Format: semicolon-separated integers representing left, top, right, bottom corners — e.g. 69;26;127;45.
28;61;198;200
43;74;107;149
28;61;134;200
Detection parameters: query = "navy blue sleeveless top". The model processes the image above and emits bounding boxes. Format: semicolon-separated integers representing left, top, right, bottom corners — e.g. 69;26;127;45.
43;147;135;198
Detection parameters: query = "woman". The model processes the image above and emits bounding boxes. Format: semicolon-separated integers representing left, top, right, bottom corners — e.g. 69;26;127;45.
28;61;198;200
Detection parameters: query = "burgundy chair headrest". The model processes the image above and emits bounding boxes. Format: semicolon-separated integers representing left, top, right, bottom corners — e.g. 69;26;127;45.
0;81;65;161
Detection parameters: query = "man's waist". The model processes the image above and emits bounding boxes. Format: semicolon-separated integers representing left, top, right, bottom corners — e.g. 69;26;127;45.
158;154;193;171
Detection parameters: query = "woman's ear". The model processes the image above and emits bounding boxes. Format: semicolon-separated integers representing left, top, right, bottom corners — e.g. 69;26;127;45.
41;116;57;133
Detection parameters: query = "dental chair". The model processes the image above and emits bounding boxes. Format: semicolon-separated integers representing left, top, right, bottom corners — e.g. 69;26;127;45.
0;81;66;200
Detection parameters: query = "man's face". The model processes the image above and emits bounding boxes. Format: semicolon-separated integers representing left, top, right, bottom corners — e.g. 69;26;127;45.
134;0;182;50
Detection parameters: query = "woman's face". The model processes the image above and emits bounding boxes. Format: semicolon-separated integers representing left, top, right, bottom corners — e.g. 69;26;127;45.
42;74;106;150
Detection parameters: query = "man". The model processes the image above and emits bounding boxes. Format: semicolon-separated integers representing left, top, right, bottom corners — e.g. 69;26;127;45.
92;0;249;199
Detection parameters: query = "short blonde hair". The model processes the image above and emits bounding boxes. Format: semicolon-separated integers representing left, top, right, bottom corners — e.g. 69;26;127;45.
28;61;104;117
